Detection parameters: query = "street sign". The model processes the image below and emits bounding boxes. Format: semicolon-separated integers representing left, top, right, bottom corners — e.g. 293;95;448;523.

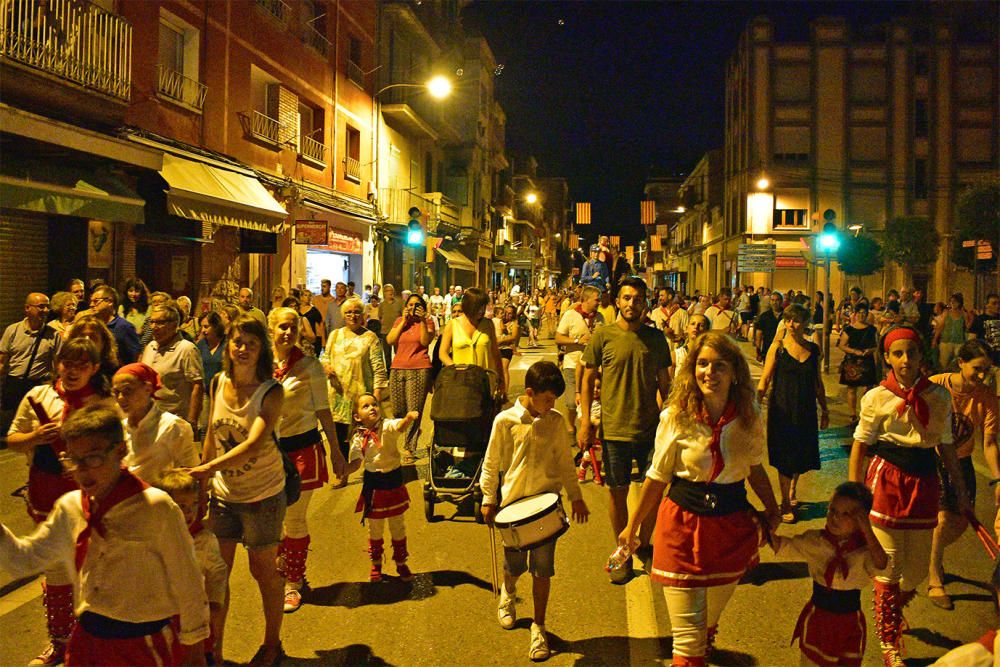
738;243;776;273
775;256;807;268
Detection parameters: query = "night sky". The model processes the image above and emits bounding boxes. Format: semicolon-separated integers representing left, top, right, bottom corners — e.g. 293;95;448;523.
460;0;954;246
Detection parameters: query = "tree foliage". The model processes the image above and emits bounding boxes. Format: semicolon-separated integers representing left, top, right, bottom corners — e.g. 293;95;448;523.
952;178;999;272
882;216;939;271
837;234;884;276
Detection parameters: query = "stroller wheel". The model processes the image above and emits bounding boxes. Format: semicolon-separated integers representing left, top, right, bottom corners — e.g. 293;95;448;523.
424;495;435;522
474;499;484;523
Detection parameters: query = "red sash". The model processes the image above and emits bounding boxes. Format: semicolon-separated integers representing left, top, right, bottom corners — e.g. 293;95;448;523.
880;372;932;428
75;470;148;571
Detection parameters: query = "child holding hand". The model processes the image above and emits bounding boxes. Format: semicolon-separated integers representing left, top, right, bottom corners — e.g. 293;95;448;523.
346;394;419;582
771;482;888;667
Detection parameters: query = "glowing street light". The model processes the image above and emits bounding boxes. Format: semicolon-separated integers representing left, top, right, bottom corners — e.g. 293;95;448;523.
756;177;770;191
427;75;452;99
525;192;538;204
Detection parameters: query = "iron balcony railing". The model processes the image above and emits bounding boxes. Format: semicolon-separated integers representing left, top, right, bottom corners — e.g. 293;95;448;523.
299;135;326;166
255;0;289;22
156;64;207;110
347;59;364;88
300;23;329;56
0;0;132;100
343;156;361;181
239;110;282;145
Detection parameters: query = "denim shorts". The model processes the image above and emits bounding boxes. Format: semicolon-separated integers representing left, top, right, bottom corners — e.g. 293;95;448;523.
504;538;557;579
209;491;286;549
603;440;654;488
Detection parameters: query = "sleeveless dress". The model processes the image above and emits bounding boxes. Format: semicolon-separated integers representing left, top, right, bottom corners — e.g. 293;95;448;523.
767;342;822;477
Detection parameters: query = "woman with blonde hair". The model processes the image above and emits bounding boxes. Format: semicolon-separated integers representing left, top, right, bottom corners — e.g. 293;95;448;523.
48;291;78;337
620;332;780;665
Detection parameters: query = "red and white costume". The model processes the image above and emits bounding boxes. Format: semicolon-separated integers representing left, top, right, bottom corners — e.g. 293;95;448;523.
274;347;331;591
774;529;885;666
853;365;953;665
0;471;210;666
647;404;765;665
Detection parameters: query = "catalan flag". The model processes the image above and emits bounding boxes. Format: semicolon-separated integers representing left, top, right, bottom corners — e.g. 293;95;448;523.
610;235;620;249
568;234;579;250
625;246;634;261
576;202;591;225
650;236;662;252
641;200;656;226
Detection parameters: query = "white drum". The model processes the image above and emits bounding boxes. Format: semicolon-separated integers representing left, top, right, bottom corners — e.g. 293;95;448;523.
493;492;569;551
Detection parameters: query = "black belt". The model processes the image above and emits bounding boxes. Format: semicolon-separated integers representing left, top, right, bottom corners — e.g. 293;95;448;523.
278;428;321;453
810;581;861;613
668;476;750;516
869;441;937;477
79;611;170;639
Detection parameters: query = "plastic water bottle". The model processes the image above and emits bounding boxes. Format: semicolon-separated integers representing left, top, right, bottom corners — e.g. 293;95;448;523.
605;539;640;573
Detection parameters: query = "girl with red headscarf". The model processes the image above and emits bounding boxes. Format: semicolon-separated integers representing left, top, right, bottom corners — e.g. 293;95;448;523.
849;326;972;666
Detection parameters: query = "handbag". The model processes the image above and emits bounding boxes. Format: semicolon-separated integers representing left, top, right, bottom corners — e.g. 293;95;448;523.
840;356;866;383
281;449;302;505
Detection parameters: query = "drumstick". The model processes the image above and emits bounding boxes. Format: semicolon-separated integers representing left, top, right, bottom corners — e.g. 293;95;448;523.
489;525;499;597
964;510;1000;560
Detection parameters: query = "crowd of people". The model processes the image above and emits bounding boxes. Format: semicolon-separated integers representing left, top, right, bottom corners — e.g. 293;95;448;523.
0;269;997;667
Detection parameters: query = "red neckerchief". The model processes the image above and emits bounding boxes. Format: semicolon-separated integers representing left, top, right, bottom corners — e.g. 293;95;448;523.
357;425;381;456
55;379;96;424
820;529;866;588
699;402;739;482
273;346;305;383
75;469;148;571
880;371;932;428
574;304;597;331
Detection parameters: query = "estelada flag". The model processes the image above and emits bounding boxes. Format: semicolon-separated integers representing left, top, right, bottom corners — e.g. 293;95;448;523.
576;202;591;225
641;200;656;226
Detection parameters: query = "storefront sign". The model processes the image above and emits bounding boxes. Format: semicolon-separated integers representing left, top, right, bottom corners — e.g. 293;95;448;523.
775;256;807;268
87;220;113;269
295;220;329;245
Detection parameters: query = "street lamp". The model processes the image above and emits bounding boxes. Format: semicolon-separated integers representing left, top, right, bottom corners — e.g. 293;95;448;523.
525;192;538;205
756;177;770;191
375;76;454;99
818;221;841;373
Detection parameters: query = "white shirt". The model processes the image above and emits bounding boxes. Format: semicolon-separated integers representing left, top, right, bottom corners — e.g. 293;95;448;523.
704;305;739;333
124;403;199;485
668;307;690;341
349;418;405;473
140;335;203;416
853;384;953;449
192;528;228;606
0;488;209;644
647;405;765;485
480;397;582;508
556;308;603;370
276;355;328;437
773;529;884;590
649;306;673;333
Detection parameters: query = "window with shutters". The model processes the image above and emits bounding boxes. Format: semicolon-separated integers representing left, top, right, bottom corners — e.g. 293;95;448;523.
773;63;811;103
914;99;929;138
850;126;887;162
773;126;810;163
157;11;205;111
913;159;928;200
344;125;361;183
849;63;886;103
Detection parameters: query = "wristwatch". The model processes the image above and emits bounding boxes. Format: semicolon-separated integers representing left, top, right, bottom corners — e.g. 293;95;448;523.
574;336;580;344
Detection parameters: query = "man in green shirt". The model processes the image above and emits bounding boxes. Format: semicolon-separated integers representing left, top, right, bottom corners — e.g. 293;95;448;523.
579;276;672;581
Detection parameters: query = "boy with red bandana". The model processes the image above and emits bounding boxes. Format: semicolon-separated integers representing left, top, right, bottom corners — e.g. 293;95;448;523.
1;405;209;666
849;326;971;666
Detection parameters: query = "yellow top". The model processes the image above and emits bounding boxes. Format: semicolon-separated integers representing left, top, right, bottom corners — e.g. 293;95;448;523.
451;318;494;370
597;304;617;325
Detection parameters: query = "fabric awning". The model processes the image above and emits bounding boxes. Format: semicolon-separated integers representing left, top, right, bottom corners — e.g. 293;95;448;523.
435;246;475;272
0;160;145;224
160;153;287;232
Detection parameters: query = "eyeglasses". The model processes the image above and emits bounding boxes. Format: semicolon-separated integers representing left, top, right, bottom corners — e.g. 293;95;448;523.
344;311;363;316
59;442;120;472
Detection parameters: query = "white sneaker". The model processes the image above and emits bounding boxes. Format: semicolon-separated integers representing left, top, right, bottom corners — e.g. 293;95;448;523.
497;586;516;630
529;623;550;661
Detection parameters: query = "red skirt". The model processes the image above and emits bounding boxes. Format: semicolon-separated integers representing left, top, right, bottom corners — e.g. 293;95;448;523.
650;497;760;588
27;467;78;523
355;485;410;519
65;622;180;667
866;456;940;530
286;442;329;491
792;602;866;667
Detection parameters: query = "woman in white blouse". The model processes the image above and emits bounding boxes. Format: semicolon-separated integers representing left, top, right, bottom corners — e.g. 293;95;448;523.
620;332;780;665
269;308;346;613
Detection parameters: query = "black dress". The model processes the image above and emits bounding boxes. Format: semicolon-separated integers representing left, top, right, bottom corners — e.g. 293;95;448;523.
767;341;822;477
839;325;878;387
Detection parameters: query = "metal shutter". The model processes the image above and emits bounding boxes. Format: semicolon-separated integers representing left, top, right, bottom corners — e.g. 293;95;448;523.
0;215;48;327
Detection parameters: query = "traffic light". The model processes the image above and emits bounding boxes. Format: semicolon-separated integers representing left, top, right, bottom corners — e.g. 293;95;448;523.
818;222;840;253
406;206;424;246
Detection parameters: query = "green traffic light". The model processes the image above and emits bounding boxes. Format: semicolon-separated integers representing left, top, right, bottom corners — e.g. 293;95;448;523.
406;220;424;246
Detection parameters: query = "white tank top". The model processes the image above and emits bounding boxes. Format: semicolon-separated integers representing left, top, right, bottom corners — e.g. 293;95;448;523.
209;373;285;503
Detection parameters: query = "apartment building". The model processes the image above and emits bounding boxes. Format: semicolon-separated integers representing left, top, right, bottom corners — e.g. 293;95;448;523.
671;150;724;296
725;15;998;300
641;174;685;291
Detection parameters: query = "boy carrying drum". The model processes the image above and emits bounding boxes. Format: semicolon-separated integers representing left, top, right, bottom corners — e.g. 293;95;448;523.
480;360;589;662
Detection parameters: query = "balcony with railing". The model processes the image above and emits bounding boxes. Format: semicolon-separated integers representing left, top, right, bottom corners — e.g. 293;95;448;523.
0;0;132;112
300;23;329;57
297;135;326;169
238;110;282;148
343;156;361;182
347;59;364;89
255;0;289;23
378;188;460;235
156;64;207;111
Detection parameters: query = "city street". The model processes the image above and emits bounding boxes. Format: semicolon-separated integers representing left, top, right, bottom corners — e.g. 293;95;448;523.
0;338;997;666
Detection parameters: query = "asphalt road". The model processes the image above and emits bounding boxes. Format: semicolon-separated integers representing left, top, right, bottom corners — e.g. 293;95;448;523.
0;336;996;666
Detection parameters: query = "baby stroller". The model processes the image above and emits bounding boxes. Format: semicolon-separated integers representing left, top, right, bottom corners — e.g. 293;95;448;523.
425;364;497;522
